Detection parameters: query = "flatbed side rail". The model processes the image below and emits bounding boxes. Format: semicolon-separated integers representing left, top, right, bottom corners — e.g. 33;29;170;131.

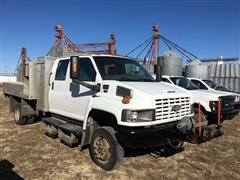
2;82;34;100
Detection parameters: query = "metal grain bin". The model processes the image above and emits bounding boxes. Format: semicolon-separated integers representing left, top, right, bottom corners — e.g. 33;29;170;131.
159;50;183;76
220;64;226;77
210;64;217;77
230;78;235;91
216;64;221;77
185;59;209;79
224;78;229;89
235;78;240;92
225;64;231;77
230;64;235;77
215;77;221;85
236;64;240;77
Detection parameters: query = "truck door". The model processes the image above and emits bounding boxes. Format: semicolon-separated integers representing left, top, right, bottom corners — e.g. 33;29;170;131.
49;59;70;116
66;57;97;121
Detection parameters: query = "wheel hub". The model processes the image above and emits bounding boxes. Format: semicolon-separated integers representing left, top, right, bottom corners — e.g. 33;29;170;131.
93;136;110;162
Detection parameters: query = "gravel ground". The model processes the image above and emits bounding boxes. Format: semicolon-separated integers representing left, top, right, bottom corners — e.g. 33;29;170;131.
0;87;240;180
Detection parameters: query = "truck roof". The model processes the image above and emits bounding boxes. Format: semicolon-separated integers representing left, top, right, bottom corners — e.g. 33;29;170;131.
162;75;185;79
187;77;203;80
56;54;136;61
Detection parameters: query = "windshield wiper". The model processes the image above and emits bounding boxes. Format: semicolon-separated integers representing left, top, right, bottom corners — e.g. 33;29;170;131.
118;77;153;82
118;77;138;81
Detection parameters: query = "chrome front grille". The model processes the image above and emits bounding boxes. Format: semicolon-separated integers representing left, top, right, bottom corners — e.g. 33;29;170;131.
219;96;235;111
155;97;191;121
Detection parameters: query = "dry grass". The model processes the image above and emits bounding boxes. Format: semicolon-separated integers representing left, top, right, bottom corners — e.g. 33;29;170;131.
0;87;240;180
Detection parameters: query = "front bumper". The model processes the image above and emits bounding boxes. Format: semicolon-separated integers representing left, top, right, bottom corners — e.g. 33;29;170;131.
210;109;237;116
210;96;236;116
116;119;188;149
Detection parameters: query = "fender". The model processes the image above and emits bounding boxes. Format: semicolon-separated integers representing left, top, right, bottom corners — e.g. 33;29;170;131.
194;100;211;112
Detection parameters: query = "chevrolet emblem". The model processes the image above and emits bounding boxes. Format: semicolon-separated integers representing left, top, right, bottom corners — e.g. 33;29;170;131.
171;105;181;112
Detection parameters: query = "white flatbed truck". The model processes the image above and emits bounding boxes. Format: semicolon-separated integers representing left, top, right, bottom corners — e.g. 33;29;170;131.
3;54;196;170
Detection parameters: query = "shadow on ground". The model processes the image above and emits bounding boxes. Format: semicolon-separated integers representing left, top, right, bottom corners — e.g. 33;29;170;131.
125;146;184;158
0;160;24;180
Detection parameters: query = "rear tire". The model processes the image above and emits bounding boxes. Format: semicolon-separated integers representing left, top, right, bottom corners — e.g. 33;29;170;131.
14;103;27;125
27;115;37;124
89;126;124;171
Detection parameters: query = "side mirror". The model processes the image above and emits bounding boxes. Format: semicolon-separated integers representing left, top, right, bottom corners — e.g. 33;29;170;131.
70;56;79;79
156;56;163;82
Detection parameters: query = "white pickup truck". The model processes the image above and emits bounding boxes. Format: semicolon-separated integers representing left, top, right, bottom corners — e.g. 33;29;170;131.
3;54;195;170
188;78;240;110
162;76;236;125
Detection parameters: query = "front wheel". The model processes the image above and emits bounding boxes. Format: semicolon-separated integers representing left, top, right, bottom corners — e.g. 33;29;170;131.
89;126;124;171
167;138;184;150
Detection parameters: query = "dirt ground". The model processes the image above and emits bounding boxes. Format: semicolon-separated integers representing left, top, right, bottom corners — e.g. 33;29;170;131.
0;87;240;180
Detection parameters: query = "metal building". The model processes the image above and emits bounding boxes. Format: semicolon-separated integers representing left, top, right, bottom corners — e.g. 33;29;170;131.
209;62;240;93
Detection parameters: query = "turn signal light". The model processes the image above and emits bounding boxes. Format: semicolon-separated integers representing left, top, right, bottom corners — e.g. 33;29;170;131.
122;96;131;104
73;63;77;73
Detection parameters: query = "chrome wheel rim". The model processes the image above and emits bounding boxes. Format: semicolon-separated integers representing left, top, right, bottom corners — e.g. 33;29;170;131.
93;136;110;163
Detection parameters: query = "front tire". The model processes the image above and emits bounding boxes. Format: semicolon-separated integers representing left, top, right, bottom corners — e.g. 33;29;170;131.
89;126;124;171
192;108;208;135
167;138;184;150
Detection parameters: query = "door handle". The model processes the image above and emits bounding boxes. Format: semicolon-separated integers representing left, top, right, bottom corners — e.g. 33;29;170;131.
48;72;52;86
51;82;54;90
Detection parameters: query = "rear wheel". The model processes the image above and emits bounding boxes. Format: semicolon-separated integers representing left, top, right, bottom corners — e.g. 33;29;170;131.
14;103;27;125
89;126;124;171
27;115;37;124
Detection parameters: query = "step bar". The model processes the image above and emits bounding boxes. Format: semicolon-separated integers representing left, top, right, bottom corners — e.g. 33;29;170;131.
42;117;82;147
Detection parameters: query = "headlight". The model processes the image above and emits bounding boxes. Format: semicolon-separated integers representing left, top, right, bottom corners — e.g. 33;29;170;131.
122;109;155;122
209;101;219;111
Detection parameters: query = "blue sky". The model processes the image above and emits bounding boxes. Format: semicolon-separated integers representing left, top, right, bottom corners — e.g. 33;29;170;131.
0;0;239;73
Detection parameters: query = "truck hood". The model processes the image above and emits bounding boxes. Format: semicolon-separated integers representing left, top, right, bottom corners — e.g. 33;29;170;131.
209;89;236;96
189;89;231;99
121;81;190;96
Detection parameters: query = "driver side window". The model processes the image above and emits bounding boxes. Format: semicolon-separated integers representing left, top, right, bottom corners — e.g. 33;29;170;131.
78;58;96;82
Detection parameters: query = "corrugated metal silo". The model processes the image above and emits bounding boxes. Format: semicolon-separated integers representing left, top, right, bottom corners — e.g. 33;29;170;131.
235;78;240;92
159;50;183;76
185;59;209;79
210;64;217;78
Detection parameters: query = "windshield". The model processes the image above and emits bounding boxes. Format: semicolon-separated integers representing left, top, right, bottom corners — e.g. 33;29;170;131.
203;80;218;89
93;56;154;82
170;77;199;90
